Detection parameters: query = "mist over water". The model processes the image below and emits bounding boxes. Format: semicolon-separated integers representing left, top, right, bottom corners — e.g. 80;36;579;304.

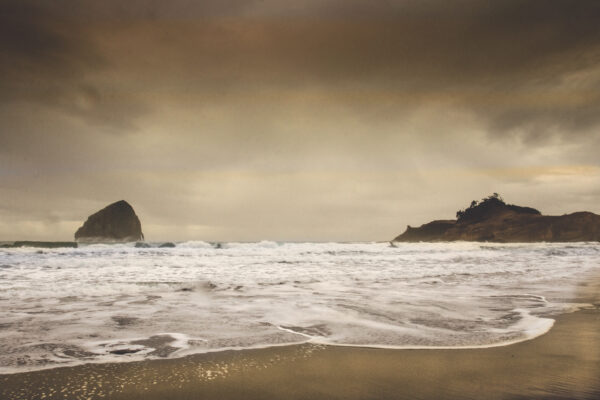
0;241;598;373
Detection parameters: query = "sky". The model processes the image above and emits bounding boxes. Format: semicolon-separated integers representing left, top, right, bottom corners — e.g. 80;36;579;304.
1;0;600;241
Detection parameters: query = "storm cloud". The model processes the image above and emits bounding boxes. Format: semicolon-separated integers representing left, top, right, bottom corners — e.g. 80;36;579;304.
1;0;599;241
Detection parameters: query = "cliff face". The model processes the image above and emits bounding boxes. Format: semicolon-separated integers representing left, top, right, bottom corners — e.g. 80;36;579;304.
75;200;144;242
393;196;600;243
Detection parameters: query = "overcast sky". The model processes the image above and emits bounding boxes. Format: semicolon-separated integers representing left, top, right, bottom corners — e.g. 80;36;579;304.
1;0;600;241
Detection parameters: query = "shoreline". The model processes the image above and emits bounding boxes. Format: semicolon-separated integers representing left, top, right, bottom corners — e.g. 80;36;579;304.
2;306;599;400
0;306;562;376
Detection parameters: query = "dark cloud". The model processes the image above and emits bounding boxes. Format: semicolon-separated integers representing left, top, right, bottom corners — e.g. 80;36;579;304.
1;0;600;240
3;0;600;137
0;0;147;131
68;0;600;138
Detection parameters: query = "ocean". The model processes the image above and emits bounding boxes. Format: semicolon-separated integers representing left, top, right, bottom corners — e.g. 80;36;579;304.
1;241;598;373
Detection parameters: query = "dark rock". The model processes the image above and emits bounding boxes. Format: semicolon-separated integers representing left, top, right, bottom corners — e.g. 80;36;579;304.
75;200;144;242
159;242;176;248
396;220;456;242
135;242;151;248
393;194;600;243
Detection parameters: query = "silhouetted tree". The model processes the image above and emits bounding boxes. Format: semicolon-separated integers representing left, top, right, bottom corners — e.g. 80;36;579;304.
456;193;505;221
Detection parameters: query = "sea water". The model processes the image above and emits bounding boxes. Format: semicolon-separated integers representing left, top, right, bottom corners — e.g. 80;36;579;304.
0;241;598;373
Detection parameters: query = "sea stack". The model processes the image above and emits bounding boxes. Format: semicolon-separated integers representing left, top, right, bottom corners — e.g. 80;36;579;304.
75;200;144;242
393;194;600;243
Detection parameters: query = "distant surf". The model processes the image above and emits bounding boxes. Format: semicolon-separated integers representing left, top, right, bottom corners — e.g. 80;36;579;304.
0;241;78;249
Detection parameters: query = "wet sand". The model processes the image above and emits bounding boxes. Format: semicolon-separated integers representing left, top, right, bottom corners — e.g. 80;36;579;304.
1;305;599;400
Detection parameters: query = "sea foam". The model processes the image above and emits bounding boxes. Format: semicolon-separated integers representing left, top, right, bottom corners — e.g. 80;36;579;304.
0;241;598;373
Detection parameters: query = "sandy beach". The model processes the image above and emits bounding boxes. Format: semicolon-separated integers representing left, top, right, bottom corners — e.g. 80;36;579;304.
2;303;599;400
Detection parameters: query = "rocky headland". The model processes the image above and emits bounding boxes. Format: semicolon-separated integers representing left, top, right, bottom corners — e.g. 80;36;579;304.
75;200;144;242
393;194;600;243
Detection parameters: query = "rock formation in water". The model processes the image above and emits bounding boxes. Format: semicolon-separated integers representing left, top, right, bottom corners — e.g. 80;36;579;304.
393;194;600;243
75;200;144;242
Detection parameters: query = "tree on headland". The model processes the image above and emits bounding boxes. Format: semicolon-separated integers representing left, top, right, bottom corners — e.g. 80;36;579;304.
456;193;505;220
455;193;539;222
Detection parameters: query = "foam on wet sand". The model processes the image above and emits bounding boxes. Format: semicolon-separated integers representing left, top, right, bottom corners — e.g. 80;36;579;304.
1;306;599;400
